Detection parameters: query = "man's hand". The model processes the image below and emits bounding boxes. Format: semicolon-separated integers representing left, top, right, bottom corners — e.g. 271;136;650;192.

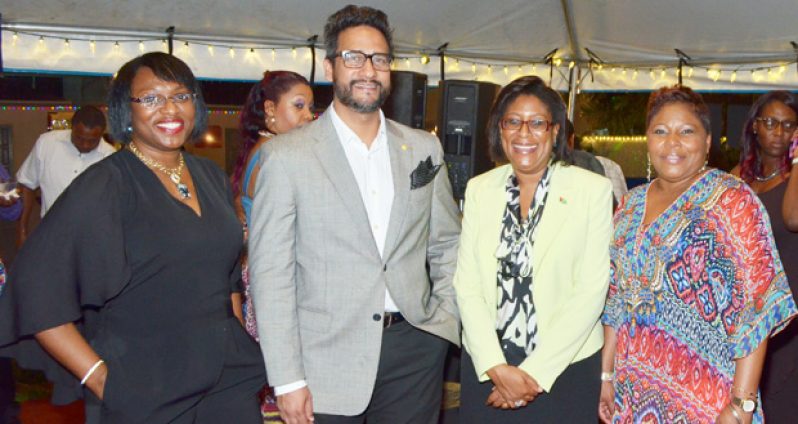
277;387;314;424
486;364;542;409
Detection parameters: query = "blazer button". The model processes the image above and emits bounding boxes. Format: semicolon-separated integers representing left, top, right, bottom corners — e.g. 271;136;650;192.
373;313;382;321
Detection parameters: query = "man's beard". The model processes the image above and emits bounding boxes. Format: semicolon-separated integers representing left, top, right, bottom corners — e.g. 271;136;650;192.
334;79;390;113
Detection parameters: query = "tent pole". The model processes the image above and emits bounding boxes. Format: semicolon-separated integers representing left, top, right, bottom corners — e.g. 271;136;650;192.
567;65;578;121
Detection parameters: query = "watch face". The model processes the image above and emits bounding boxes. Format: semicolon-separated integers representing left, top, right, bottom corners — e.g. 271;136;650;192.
742;399;756;412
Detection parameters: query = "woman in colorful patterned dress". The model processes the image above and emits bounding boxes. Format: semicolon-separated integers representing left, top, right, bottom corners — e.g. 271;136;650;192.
730;91;798;423
599;86;797;424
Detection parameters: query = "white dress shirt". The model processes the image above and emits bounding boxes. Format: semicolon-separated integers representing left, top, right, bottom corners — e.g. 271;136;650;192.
17;129;115;216
274;104;397;397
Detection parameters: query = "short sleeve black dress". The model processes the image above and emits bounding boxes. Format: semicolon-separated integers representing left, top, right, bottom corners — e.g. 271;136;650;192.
759;182;798;422
0;150;264;421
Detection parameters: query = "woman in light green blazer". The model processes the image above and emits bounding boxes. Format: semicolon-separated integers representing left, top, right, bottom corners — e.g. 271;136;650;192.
454;76;613;423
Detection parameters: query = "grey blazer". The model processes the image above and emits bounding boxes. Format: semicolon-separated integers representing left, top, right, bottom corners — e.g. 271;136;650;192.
248;111;461;415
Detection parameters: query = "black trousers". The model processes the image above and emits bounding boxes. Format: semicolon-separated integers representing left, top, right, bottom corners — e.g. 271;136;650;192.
315;320;450;424
459;348;601;424
85;324;265;424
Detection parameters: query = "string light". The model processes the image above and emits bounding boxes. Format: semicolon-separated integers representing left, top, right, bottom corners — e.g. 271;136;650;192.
660;69;666;78
64;39;70;48
649;69;655;80
114;41;120;50
208;45;214;55
569;61;575;69
632;69;638;80
472;63;477;74
12;32;18;41
420;55;430;65
553;58;562;66
504;65;509;75
90;40;96;53
250;48;255;53
730;71;737;83
229;47;235;58
292;47;297;59
688;67;694;78
39;36;45;45
139;41;145;52
271;48;276;61
487;64;492;73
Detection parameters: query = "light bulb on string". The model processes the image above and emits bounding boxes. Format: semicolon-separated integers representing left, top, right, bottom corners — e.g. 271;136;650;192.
504;65;509;75
688;67;694;78
90;40;96;53
660;69;666;78
39;36;44;45
487;64;492;74
517;65;523;73
780;65;787;74
292;47;297;59
632;69;638;80
569;61;575;69
229;47;235;58
730;71;737;83
649;69;655;80
405;57;411;68
139;41;145;52
114;41;120;51
64;39;70;48
250;48;255;54
472;63;477;74
208;45;214;56
271;49;276;61
420;55;430;65
12;32;18;42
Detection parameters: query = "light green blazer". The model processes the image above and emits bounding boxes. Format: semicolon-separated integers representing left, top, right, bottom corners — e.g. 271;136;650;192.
453;162;612;391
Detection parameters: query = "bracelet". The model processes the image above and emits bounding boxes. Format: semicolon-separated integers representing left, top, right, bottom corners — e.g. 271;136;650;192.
80;359;105;386
730;386;756;398
729;405;743;424
792;157;798;165
600;371;615;382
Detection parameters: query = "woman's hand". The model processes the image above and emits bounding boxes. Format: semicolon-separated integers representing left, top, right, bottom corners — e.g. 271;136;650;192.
486;364;542;409
715;404;752;424
598;380;615;423
85;363;108;400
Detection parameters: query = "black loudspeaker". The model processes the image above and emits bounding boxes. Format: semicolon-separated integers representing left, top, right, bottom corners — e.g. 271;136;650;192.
439;80;500;200
383;71;427;129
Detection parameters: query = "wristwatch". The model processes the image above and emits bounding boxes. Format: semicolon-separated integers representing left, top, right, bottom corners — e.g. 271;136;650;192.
731;395;757;413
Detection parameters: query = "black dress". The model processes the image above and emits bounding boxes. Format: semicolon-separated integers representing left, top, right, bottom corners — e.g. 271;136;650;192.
759;182;798;424
0;150;265;423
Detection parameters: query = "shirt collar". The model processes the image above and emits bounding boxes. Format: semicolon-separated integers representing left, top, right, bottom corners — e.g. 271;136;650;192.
328;102;387;151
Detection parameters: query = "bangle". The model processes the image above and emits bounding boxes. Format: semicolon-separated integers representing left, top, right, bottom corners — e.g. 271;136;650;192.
729;405;743;424
600;371;615;382
80;359;105;385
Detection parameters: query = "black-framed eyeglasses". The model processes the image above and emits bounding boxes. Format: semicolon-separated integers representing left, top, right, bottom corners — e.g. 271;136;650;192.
756;117;797;132
130;93;196;109
329;50;393;71
500;117;553;133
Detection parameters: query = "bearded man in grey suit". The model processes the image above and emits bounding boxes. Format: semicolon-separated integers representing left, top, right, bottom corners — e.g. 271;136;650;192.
248;5;461;424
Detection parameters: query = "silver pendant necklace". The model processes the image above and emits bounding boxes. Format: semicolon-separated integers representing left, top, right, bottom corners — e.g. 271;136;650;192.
128;142;191;200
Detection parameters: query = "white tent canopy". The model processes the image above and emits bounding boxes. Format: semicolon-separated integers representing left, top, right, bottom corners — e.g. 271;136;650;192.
2;0;797;91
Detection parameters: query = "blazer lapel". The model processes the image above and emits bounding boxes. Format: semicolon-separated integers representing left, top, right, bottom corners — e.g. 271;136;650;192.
533;163;573;271
381;121;412;260
311;112;380;256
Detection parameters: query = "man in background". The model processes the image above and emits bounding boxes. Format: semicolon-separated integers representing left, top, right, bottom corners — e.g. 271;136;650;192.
16;106;114;246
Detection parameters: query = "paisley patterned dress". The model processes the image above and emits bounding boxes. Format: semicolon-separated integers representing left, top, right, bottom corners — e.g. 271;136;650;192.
602;169;796;423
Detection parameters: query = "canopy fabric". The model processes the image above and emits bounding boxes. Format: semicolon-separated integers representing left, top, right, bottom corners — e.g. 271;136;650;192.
2;0;797;91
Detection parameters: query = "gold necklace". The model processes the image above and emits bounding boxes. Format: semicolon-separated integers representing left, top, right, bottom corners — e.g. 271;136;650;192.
128;142;191;200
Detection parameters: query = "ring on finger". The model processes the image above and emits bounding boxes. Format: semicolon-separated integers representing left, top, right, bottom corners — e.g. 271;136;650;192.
514;400;524;407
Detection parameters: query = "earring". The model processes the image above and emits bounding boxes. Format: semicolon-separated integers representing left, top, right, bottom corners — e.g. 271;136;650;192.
646;153;652;183
268;116;276;125
126;125;133;133
701;160;708;173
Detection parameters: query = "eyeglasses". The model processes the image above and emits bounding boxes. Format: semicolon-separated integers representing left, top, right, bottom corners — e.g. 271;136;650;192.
330;50;393;71
130;93;196;109
756;117;797;132
500;117;553;133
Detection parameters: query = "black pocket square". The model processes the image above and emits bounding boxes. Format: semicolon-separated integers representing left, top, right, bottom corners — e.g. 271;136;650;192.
410;156;442;190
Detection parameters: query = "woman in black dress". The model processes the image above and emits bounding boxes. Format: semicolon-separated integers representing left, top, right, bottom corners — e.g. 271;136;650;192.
0;52;265;423
731;90;798;423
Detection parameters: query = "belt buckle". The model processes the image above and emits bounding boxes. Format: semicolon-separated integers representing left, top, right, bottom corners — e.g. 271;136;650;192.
383;312;396;328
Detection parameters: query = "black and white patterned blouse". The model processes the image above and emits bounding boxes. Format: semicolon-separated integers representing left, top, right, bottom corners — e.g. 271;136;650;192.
494;164;554;358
